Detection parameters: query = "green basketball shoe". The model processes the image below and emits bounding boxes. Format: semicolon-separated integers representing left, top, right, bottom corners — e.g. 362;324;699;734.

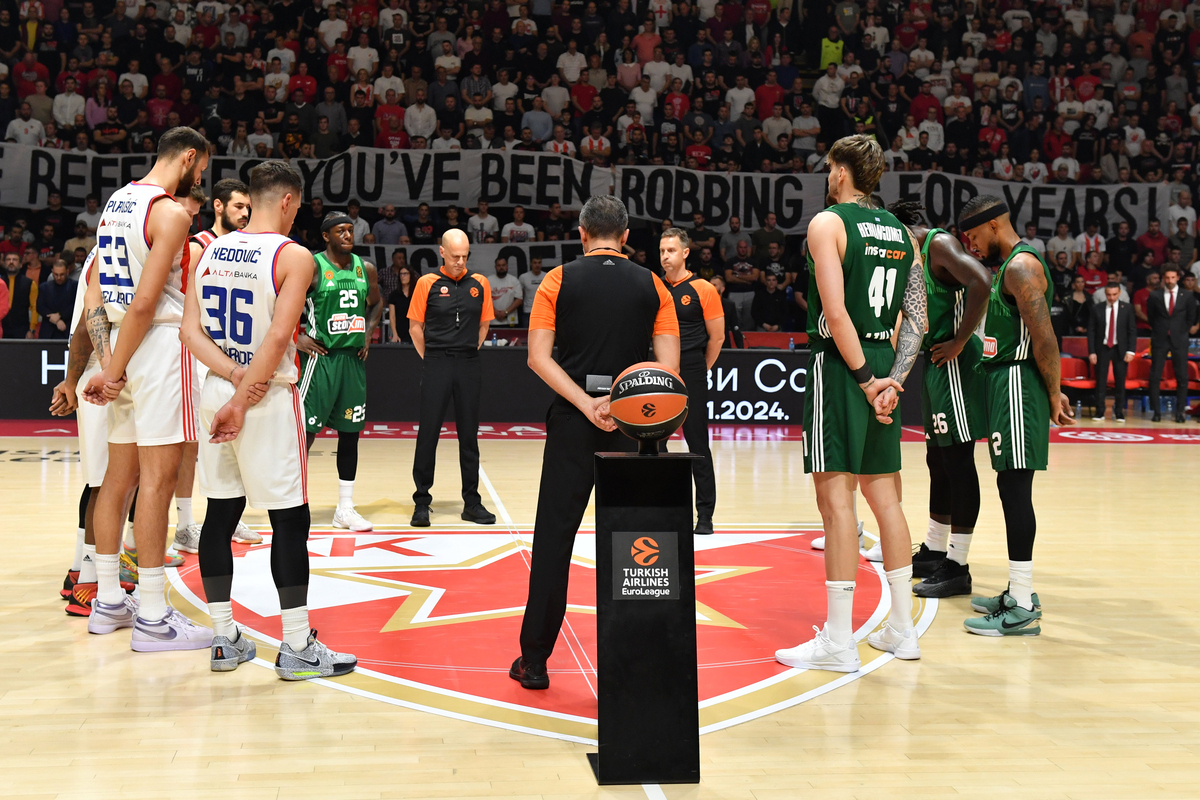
963;592;1041;637
970;587;1040;614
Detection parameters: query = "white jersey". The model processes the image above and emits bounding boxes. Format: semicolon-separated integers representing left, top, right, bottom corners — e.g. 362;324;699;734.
193;231;299;383
97;181;185;327
69;247;99;371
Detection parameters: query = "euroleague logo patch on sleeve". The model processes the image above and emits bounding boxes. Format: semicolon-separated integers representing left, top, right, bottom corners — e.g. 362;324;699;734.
470;287;479;297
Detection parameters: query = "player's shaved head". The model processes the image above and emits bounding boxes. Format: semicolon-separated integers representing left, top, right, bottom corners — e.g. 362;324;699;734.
440;228;470;277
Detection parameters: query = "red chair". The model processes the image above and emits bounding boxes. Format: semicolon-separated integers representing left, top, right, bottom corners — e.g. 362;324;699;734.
1061;356;1095;392
1061;337;1089;357
1187;361;1200;391
1125;357;1150;390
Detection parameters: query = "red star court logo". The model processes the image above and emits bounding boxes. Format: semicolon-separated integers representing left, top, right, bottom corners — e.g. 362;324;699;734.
167;528;936;742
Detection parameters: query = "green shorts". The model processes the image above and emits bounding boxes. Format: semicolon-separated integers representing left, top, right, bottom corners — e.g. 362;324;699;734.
922;339;986;446
803;341;901;475
299;348;367;434
983;360;1049;472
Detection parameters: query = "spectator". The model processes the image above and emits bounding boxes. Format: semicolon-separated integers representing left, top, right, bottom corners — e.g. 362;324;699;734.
1047;222;1081;268
386;263;415;343
1063;272;1092;336
723;239;758;332
404;88;437;140
1133;270;1160;333
1137;220;1169;266
518;256;545;327
1169;190;1197;236
5;102;44;144
1021;222;1047;258
500;206;536;243
1078;250;1109;294
1;252;34;339
1170;218;1196;269
36;259;74;340
468;202;499;243
372;205;409;245
751;272;789;331
489;257;522;327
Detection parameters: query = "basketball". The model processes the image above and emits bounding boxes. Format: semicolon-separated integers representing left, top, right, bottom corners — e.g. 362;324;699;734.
608;362;689;442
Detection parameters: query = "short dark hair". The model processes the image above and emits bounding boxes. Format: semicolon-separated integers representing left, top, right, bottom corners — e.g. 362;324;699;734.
1105;281;1122;290
212;178;248;207
959;193;1006;222
157;126;208;160
249;160;302;200
1161;264;1181;276
661;227;690;248
579;195;628;240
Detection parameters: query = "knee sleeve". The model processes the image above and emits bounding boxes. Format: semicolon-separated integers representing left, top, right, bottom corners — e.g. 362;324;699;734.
268;504;311;609
79;484;91;530
199;496;247;602
942;440;981;530
926;444;952;518
996;469;1036;561
336;430;359;482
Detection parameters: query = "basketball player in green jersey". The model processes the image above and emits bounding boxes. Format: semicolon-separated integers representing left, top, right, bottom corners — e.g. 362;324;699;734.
296;212;382;532
886;202;992;600
959;195;1075;636
775;135;928;672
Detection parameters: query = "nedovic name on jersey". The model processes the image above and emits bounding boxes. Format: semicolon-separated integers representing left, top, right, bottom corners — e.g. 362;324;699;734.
806;203;916;344
306;252;369;351
194;232;299;383
96;182;185;326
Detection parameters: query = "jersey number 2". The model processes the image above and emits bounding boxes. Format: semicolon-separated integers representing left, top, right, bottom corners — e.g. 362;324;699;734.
868;265;898;317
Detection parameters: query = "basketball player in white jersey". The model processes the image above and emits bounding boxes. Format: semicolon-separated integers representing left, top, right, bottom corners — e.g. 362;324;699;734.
171;179;263;555
80;127;214;650
181;161;357;679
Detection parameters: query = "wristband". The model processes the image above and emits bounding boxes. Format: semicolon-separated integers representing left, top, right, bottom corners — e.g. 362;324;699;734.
850;362;873;384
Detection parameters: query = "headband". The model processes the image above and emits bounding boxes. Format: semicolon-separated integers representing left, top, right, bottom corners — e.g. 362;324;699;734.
959;202;1009;231
321;213;354;233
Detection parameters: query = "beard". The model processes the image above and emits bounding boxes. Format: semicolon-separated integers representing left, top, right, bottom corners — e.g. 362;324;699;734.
220;210;247;231
175;162;202;195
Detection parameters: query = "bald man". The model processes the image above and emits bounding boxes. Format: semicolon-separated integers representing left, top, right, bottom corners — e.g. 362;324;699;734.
406;229;498;527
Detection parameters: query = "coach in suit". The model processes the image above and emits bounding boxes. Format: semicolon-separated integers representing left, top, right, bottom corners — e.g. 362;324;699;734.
1087;282;1137;421
1147;264;1200;422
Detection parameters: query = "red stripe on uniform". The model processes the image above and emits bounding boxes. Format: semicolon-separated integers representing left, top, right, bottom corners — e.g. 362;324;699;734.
291;385;308;503
180;346;194;441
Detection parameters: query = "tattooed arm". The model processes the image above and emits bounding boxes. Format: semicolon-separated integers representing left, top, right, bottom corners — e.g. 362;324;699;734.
872;244;928;422
1004;252;1075;426
50;312;94;416
83;275;111;367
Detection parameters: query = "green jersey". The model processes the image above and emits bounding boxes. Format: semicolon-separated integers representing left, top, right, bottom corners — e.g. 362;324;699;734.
981;243;1051;365
922;228;968;348
807;202;916;344
306;252;370;351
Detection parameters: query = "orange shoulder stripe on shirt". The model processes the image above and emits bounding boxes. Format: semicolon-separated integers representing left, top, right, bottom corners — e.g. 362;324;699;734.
691;277;724;321
528;266;563;331
473;273;494;321
407;272;438;322
651;272;681;337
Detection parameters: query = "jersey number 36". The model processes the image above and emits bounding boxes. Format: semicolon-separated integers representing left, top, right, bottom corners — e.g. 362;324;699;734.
203;286;254;344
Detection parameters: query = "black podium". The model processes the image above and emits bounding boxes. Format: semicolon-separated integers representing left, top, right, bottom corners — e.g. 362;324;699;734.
588;453;701;785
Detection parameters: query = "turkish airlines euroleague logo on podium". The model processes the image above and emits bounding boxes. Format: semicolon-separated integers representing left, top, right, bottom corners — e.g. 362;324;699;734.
614;532;678;599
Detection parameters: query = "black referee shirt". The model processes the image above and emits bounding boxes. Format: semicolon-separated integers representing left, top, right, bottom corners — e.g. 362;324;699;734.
407;266;494;352
664;270;724;355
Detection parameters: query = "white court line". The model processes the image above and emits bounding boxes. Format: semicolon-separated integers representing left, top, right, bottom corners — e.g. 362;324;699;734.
478;465;598;698
643;784;668;799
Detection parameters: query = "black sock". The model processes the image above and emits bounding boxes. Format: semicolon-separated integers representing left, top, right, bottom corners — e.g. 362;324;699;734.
268;504;311;609
199;497;247;603
996;469;1036;561
336;430;359;482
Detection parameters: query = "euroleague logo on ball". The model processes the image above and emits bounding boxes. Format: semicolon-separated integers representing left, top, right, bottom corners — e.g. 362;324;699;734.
641;402;656;417
630;536;659;565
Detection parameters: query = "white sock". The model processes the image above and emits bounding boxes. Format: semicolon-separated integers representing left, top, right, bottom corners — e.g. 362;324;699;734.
72;527;85;571
1008;561;1034;610
885;565;915;632
338;479;355;509
926;519;950;552
948;532;973;565
176;497;195;529
825;580;855;647
95;551;122;605
208;600;236;638
138;566;167;622
80;544;97;583
123;520;136;550
281;606;311;650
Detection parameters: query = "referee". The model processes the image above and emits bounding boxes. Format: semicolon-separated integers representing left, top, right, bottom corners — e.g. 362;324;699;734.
406;229;497;527
660;228;724;535
511;196;680;690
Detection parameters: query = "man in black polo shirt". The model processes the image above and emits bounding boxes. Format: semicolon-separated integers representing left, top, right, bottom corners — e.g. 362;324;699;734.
660;228;724;535
512;196;680;690
406;229;497;527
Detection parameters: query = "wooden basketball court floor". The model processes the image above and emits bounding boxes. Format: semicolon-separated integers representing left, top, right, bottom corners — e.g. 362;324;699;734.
2;418;1198;800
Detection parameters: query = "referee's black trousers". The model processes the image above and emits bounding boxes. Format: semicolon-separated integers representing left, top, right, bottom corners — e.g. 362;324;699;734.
676;350;715;518
412;350;482;508
519;396;633;665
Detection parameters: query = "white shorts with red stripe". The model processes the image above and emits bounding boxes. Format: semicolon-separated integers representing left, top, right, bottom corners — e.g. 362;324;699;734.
107;324;185;446
197;375;308;510
182;348;203;442
76;361;109;484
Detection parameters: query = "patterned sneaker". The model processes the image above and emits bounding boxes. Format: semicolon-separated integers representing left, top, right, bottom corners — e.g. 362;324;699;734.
332;505;373;532
88;595;139;634
913;559;972;598
61;569;80;599
174;523;202;554
775;625;861;672
275;630;358;680
65;583;98;617
211;628;257;671
963;592;1042;637
867;623;921;659
130;608;213;652
120;550;138;583
912;543;946;578
232;521;263;544
970;587;1040;614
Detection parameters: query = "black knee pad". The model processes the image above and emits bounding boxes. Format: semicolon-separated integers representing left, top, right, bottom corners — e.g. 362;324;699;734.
926;444;952;517
336;430;359;482
269;504;311;608
996;469;1036;561
942;440;980;529
199;497;247;602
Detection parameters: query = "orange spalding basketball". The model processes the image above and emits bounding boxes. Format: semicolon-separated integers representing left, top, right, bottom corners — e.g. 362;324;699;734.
608;362;689;442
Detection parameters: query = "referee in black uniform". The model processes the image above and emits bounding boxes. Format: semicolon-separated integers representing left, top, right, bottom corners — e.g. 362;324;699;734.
510;196;681;690
660;228;725;535
406;229;497;527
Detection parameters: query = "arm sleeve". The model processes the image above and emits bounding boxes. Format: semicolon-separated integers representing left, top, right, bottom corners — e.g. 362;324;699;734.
476;275;495;321
407;273;433;322
693;278;724;321
528;266;562;331
651;273;680;337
